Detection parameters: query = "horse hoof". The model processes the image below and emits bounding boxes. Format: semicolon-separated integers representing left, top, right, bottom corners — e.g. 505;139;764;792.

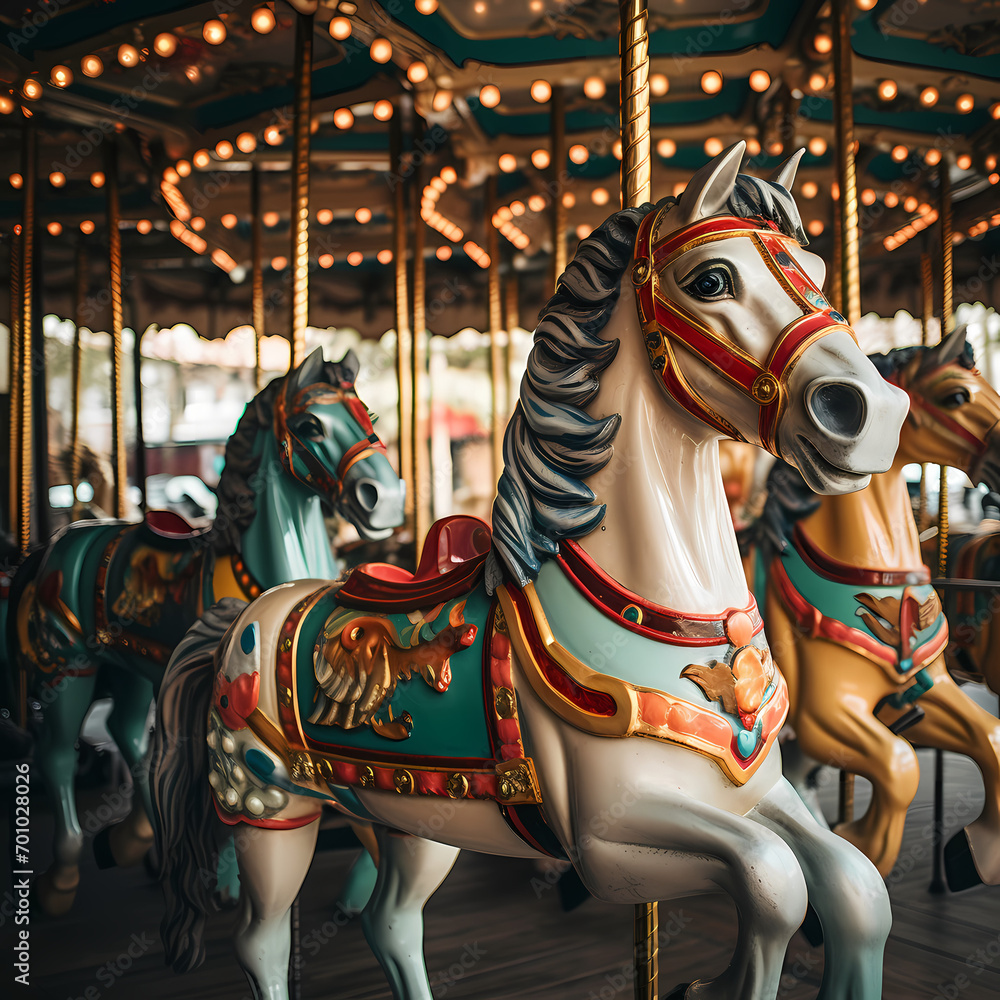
662;984;691;1000
799;903;824;946
32;873;78;918
944;829;984;892
93;828;117;870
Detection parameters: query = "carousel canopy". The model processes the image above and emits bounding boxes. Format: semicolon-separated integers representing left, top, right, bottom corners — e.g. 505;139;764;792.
1;0;998;338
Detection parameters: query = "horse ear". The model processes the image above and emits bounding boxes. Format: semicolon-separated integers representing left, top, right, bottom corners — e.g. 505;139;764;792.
289;347;326;394
769;148;805;194
678;140;746;224
920;324;969;374
335;348;360;385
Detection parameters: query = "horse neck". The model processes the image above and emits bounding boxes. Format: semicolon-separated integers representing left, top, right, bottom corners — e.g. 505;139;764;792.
239;432;341;587
573;285;750;614
796;456;923;570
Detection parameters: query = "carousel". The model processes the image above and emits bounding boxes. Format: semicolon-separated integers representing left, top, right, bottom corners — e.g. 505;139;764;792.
2;1;1000;998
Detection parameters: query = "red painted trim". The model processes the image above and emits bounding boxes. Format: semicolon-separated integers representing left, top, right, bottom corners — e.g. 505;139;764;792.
793;525;930;587
212;797;321;829
558;540;762;646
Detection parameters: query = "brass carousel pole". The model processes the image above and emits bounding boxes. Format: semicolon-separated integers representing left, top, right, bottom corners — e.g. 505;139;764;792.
619;3;656;997
251;165;265;390
105;140;127;520
917;251;934;531
8;228;21;540
290;9;313;370
391;114;414;538
832;0;859;827
412;117;430;561
832;0;860;326
929;159;954;895
550;86;568;288
18;127;36;554
486;173;504;490
69;242;88;518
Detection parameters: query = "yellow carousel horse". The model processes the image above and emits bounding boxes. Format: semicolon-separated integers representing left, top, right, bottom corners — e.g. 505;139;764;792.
760;329;1000;889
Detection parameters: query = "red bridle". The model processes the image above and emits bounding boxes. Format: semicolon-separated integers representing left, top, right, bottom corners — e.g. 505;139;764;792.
274;381;387;500
632;210;858;455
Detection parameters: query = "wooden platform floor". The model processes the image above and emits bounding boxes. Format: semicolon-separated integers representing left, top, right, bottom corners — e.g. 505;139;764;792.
5;747;1000;999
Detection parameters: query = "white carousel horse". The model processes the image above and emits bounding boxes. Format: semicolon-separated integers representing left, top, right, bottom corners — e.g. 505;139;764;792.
152;143;909;1000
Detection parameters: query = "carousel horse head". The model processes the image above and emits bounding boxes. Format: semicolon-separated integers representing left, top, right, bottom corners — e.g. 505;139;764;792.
873;327;1000;492
632;140;908;494
209;348;404;551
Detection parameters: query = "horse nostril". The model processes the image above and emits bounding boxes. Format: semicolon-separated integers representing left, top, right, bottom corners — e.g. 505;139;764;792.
353;478;380;512
806;381;867;438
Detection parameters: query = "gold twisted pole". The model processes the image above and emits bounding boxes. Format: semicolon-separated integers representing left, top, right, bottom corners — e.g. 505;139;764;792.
412;116;430;561
251;165;265;390
19;127;36;553
550;85;568;289
70;242;88;519
487;172;504;491
391;114;414;537
917;251;933;531
8;227;21;539
619;0;651;208
832;0;861;325
290;10;313;370
938;160;954;581
106;140;127;519
619;3;657;997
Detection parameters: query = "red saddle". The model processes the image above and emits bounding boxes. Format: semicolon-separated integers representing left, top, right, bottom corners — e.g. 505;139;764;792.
338;515;492;612
144;509;207;540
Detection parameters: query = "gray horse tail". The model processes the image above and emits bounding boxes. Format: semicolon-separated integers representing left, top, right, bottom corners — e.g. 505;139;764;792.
150;597;245;973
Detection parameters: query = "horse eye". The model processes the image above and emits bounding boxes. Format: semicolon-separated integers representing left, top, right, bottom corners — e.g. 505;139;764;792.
291;414;325;441
940;388;971;409
684;267;732;300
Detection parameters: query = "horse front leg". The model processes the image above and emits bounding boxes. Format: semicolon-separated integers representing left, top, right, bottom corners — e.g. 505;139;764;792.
362;827;460;1000
93;667;155;868
33;671;98;916
748;776;890;1000
563;764;808;1000
900;659;1000;888
234;817;319;1000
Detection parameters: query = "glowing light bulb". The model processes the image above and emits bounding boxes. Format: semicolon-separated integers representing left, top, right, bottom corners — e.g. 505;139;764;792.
562;192;575;208
807;220;824;236
50;65;72;88
49;171;66;187
440;166;457;184
416;0;438;12
528;195;546;212
956;93;974;113
568;144;589;164
904;196;918;213
251;7;275;33
583;76;605;100
531;149;550;170
920;87;939;107
264;126;282;145
878;79;897;101
90;171;105;188
317;209;333;225
801;181;818;199
431;89;452;112
347;251;363;266
0;96;13;114
47;221;62;236
479;84;500;108
9;173;22;188
807;136;827;156
377;249;393;264
154;32;177;56
80;219;95;234
576;224;592;240
704;137;723;156
81;55;103;78
263;211;280;227
891;145;908;162
215;140;233;159
530;79;552;103
236;132;256;153
203;20;226;45
498;153;517;172
813;33;832;54
957;153;972;170
330;16;352;40
370;38;392;63
657;138;676;158
407;61;428;84
21;78;42;100
319;254;334;268
749;70;770;92
191;216;205;231
746;138;761;156
333;107;354;129
808;73;827;92
436;245;451;261
355;207;372;224
701;71;723;95
884;192;898;208
221;214;238;229
271;255;287;270
925;148;941;165
193;149;211;168
592;187;609;206
860;188;876;206
650;74;669;97
118;44;139;67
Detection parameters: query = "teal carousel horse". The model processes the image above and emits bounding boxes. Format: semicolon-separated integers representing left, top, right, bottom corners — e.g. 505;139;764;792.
7;348;404;916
